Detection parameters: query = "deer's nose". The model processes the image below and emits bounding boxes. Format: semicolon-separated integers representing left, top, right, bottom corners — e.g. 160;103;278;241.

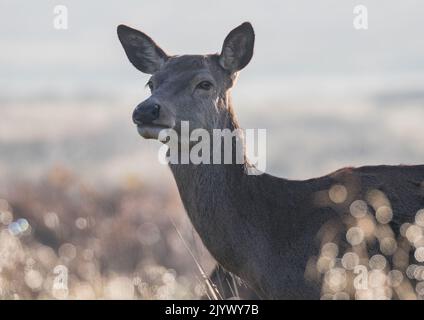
133;102;161;125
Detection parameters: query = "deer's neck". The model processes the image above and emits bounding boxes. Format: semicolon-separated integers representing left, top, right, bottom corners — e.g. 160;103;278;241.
170;97;253;263
169;158;256;275
168;96;314;297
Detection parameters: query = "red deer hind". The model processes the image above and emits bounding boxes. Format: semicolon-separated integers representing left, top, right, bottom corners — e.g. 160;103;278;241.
117;22;424;299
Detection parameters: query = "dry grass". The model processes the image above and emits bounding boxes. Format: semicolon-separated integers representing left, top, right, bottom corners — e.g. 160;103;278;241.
0;166;215;299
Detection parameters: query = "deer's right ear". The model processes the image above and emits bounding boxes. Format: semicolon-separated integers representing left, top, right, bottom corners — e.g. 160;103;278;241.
117;25;168;74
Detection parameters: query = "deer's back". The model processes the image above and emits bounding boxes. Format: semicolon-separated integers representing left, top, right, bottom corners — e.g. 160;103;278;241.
250;164;424;299
318;164;424;231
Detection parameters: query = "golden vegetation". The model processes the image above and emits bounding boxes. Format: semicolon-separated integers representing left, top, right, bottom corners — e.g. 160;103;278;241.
0;166;213;299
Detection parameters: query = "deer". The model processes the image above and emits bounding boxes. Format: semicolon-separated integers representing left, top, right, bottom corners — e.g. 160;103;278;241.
117;22;424;299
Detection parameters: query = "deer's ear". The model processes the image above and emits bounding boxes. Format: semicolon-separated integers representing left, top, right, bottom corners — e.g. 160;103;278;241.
117;25;168;74
219;22;255;73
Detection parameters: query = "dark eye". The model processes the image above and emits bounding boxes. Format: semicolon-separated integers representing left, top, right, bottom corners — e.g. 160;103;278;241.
147;81;154;91
196;81;213;90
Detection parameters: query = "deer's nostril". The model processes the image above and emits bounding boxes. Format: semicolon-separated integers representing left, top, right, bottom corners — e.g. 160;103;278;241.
133;103;161;125
152;104;160;119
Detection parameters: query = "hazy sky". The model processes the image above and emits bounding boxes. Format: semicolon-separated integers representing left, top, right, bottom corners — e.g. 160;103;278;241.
1;0;424;99
1;1;424;181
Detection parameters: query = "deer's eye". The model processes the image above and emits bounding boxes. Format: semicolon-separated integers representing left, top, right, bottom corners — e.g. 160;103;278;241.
146;81;154;91
196;81;213;91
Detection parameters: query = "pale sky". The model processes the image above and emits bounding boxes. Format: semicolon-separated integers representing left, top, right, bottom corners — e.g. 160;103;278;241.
1;0;424;100
1;0;424;181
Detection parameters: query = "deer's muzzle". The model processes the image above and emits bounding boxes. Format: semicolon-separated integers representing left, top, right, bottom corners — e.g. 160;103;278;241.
132;100;174;140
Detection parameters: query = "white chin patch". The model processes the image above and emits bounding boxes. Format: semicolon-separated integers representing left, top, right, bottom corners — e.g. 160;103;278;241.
137;125;171;140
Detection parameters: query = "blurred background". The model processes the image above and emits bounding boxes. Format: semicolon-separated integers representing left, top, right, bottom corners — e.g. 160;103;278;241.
0;0;424;299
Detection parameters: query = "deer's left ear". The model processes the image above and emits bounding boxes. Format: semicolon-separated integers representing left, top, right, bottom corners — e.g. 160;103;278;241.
117;24;169;74
219;22;255;73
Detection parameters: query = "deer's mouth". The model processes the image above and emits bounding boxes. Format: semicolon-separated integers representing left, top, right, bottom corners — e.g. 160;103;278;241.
136;123;173;140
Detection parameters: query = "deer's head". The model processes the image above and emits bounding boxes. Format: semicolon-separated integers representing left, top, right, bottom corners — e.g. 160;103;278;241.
117;22;255;140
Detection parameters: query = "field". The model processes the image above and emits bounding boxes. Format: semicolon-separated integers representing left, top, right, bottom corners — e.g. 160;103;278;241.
1;76;424;299
0;164;220;299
